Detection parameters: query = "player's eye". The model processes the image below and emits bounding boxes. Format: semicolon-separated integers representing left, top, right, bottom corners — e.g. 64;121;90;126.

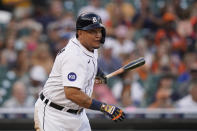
86;29;101;35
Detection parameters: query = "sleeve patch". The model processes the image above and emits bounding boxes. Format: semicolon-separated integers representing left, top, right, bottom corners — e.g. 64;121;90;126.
67;72;77;81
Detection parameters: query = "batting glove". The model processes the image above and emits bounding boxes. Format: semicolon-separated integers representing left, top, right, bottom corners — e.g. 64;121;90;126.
96;68;107;84
100;103;125;122
95;76;107;84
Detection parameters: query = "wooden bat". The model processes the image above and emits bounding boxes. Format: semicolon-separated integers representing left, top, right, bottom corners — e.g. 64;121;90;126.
105;57;145;79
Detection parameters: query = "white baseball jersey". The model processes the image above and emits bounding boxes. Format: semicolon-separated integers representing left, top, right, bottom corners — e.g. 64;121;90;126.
42;37;98;110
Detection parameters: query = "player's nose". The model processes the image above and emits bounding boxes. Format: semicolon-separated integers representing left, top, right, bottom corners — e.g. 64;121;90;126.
95;31;102;39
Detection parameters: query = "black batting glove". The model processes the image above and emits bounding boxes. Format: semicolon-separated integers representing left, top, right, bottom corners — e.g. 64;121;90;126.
95;76;107;84
100;103;125;122
96;68;107;84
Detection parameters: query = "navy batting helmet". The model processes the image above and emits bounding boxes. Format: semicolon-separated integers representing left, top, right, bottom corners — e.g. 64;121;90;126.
76;12;106;44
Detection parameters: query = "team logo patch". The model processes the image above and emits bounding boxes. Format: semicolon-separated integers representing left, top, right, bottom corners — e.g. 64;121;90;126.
67;72;77;81
93;17;97;23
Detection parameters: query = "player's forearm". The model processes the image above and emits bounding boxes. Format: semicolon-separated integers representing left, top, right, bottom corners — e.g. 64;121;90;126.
64;87;92;108
64;87;125;121
64;86;103;110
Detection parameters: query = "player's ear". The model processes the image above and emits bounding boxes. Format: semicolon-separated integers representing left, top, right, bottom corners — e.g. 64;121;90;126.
77;30;82;37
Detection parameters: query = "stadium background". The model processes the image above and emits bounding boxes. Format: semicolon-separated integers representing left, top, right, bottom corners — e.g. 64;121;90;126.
0;0;197;130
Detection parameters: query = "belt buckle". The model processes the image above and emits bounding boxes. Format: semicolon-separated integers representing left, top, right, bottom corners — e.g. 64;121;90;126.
77;109;83;114
62;108;69;112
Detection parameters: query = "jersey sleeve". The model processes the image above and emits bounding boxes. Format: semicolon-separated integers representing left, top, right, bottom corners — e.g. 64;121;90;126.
61;54;86;89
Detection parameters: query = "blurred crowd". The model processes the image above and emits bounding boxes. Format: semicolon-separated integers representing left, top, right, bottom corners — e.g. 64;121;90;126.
0;0;197;116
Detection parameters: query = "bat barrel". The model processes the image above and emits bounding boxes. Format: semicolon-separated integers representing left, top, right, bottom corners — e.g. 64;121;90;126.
123;57;145;71
105;57;145;79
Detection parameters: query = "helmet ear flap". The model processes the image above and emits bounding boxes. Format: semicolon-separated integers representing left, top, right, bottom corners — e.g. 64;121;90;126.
100;27;106;44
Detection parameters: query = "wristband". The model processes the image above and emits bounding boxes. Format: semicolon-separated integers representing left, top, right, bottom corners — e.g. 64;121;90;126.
89;99;103;111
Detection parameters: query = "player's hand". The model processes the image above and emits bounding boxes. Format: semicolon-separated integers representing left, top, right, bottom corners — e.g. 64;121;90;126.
95;76;107;84
100;103;125;122
95;68;107;84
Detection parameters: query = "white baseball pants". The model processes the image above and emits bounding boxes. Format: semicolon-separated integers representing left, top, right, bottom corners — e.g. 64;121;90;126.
34;99;91;131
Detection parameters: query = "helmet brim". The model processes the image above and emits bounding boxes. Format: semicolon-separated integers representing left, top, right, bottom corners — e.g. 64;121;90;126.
77;23;104;31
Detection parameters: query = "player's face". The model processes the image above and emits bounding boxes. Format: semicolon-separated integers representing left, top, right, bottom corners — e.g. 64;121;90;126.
81;28;102;51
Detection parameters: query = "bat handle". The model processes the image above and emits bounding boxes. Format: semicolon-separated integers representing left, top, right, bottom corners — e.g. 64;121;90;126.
105;68;124;79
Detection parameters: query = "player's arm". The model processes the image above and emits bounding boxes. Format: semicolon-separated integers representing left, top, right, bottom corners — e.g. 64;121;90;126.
64;86;92;108
64;86;125;122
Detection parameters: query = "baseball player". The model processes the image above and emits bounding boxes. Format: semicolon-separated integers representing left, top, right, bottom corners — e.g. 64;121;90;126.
34;12;125;131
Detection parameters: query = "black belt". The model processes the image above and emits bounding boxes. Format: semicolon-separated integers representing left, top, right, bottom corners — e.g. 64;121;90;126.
40;93;83;114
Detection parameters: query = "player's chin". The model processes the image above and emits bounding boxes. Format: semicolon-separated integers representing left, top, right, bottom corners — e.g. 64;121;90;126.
94;45;100;49
93;42;101;49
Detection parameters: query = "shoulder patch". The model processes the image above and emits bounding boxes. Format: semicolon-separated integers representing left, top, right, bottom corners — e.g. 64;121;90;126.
67;72;77;81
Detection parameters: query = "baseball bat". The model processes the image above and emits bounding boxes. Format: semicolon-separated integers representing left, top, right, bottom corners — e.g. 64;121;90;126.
105;57;145;79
